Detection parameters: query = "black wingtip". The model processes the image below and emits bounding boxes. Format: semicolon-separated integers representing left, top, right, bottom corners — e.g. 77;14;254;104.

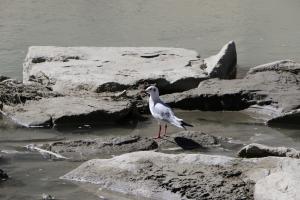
181;121;193;128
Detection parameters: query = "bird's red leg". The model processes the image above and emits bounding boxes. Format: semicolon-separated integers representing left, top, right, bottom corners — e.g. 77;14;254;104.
163;124;167;136
154;125;162;139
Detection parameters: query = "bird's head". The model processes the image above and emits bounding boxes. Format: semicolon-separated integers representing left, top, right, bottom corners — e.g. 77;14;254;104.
145;85;159;97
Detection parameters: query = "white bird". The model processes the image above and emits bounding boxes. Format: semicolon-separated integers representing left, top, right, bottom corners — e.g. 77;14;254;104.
145;85;193;138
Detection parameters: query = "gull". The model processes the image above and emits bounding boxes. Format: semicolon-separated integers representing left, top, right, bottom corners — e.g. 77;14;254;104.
145;86;193;138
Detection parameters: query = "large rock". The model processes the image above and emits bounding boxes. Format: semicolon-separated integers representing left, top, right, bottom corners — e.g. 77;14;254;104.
61;151;300;200
2;95;133;128
253;157;300;200
238;143;300;159
40;131;226;160
2;42;237;128
162;60;300;125
23;43;237;94
204;40;237;79
61;152;252;200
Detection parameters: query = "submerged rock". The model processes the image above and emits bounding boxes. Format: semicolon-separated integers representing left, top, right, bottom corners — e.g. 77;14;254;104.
42;135;158;160
40;131;226;160
238;143;300;159
0;169;8;181
61;151;300;200
23;43;236;94
162;60;300;125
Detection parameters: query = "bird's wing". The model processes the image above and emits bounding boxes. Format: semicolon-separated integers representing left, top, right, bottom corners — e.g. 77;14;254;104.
154;102;183;128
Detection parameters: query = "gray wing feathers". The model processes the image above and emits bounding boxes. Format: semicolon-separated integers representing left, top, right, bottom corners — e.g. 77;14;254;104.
154;102;184;128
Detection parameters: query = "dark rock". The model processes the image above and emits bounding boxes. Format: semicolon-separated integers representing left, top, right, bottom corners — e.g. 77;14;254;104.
0;76;10;82
0;169;8;181
162;60;300;125
0;78;60;106
238;143;300;158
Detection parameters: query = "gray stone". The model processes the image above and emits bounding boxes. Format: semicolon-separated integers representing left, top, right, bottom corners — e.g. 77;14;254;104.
204;40;237;79
252;157;300;200
247;60;300;74
2;95;133;128
238;143;300;159
161;60;300;125
23;43;237;94
61;151;250;200
61;151;300;200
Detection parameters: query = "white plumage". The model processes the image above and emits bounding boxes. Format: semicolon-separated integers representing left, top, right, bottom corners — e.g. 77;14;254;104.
145;86;193;138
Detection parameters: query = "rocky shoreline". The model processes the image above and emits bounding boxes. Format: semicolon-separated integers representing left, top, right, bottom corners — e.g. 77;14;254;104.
1;42;299;128
21;131;299;200
1;41;238;128
60;144;299;200
0;41;299;199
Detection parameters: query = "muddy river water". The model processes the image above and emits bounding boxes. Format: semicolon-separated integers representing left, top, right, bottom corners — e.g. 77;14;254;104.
0;0;300;199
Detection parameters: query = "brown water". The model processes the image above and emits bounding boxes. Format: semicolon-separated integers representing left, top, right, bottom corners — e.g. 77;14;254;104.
1;0;300;199
1;0;300;79
1;110;299;199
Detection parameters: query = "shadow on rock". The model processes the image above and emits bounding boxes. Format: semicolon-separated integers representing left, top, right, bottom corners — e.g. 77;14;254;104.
174;137;204;150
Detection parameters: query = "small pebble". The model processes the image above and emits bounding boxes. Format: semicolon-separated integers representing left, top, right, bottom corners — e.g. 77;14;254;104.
42;193;55;200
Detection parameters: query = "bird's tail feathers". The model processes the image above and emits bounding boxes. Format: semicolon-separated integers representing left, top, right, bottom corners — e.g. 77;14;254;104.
180;121;193;129
170;117;193;130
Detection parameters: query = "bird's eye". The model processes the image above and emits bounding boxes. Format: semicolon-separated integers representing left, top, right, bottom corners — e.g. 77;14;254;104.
153;88;156;92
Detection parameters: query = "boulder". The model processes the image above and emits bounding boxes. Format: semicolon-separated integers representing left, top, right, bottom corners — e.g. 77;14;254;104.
238;143;300;158
2;95;133;128
161;60;300;125
61;151;300;200
253;157;300;200
61;151;252;200
23;43;237;94
203;40;237;79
